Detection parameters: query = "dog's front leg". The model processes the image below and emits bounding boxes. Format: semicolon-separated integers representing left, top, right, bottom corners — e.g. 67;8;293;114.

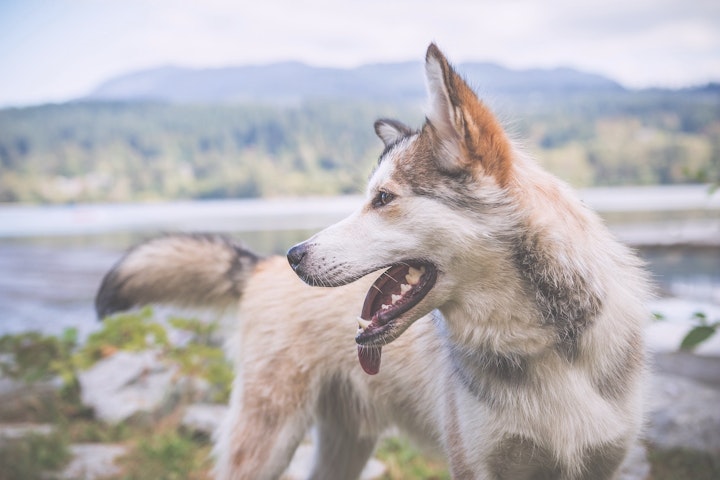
214;374;313;480
214;404;310;480
308;414;378;480
304;374;379;480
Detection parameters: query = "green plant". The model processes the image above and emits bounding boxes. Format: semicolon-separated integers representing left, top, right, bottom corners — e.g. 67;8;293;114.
64;417;136;444
648;446;720;480
74;307;170;369
118;430;212;480
0;431;71;480
166;316;233;403
0;329;77;383
376;436;449;480
680;312;719;351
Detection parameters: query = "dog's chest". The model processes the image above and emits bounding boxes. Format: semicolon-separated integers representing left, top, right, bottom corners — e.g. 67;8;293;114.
443;346;626;467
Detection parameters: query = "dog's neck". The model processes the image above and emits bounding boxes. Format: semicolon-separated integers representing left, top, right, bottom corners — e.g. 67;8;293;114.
437;164;609;362
438;278;555;359
433;309;544;410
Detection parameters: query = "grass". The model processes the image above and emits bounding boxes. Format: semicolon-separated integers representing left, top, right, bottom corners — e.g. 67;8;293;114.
648;446;720;480
117;429;213;480
0;431;71;480
376;436;449;479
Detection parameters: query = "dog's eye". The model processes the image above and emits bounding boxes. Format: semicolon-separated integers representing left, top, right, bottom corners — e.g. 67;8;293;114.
372;190;395;208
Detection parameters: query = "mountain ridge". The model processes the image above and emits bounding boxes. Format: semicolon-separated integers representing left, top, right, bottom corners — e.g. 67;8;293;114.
86;60;625;104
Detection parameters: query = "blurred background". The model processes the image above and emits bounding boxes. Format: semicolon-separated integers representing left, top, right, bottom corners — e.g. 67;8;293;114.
0;1;719;478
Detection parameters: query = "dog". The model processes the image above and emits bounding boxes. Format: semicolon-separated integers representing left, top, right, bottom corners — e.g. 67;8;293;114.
96;44;650;479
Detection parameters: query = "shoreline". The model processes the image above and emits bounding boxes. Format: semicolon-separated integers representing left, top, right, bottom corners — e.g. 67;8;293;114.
0;185;718;245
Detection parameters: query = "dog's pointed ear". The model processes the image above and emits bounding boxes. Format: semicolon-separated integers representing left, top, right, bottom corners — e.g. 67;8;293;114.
424;43;513;186
374;118;413;147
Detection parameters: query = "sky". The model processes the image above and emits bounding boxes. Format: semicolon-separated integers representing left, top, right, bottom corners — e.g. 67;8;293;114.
1;0;719;107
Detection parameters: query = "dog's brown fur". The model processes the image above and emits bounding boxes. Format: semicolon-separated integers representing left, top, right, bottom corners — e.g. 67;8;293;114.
97;44;650;479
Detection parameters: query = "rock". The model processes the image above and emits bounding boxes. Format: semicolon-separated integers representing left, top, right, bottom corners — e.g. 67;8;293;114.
653;351;720;387
0;423;55;445
617;441;651;480
77;350;179;423
175;374;215;403
647;373;720;452
358;456;387;480
282;443;386;480
181;403;228;437
0;376;61;397
60;443;127;480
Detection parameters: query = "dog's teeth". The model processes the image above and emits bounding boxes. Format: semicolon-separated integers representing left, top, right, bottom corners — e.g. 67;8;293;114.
391;294;402;305
400;283;412;294
381;304;391;310
357;318;371;330
405;266;425;285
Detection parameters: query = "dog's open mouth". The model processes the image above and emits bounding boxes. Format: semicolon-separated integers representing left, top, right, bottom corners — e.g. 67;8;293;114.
356;261;437;375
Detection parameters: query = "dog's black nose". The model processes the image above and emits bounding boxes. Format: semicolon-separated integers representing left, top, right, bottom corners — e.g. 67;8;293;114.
287;243;308;271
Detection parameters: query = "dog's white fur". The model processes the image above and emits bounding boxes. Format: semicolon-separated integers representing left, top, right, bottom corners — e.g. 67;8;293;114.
96;44;650;479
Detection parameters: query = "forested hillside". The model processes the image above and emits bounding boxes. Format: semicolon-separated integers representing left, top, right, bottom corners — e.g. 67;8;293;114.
0;88;718;203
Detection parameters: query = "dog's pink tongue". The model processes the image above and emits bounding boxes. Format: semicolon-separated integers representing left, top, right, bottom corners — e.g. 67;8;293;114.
357;345;381;375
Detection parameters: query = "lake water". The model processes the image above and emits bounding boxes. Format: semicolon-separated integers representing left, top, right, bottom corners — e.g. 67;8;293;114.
0;186;718;339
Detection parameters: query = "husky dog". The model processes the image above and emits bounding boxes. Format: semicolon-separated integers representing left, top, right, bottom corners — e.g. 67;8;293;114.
97;44;650;479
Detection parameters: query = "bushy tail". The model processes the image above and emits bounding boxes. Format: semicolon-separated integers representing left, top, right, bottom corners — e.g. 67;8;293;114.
95;234;261;319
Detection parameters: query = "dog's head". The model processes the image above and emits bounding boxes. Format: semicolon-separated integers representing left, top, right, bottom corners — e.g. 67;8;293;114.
288;44;517;374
